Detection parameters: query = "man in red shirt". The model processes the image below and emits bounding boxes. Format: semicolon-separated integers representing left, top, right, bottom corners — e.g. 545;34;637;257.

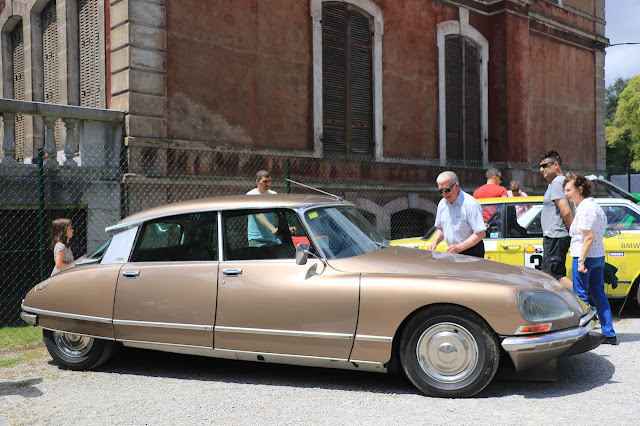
473;168;508;199
473;168;507;222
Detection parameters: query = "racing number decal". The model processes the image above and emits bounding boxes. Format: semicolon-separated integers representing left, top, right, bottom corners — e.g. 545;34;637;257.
524;244;543;270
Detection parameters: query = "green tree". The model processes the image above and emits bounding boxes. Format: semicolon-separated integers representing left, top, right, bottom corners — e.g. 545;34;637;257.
607;74;640;171
606;77;630;122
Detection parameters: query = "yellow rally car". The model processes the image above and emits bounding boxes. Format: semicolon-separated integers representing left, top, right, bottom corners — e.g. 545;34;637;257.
391;196;640;308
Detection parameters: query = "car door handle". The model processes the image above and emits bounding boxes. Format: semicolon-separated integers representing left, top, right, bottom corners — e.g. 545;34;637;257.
223;268;243;276
122;270;140;278
501;245;521;250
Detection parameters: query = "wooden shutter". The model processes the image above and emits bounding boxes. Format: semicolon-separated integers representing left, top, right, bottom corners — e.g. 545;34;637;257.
444;35;481;162
464;39;481;162
445;36;462;160
322;3;373;155
79;0;101;107
42;1;62;149
11;22;26;162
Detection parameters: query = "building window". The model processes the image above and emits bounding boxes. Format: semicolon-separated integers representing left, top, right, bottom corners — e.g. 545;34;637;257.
444;35;481;162
311;0;383;159
42;0;62;148
437;8;488;165
11;21;26;162
322;2;373;155
79;0;101;108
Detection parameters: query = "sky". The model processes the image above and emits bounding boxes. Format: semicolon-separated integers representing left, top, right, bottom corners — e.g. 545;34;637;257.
604;0;640;87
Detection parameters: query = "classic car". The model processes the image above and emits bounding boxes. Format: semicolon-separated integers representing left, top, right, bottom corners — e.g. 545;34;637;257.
392;196;640;309
21;194;603;398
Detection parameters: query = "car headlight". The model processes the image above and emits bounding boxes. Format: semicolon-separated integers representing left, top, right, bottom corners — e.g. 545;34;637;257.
518;291;573;322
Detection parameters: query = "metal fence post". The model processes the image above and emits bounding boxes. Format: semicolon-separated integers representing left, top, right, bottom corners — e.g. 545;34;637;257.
286;159;291;194
38;148;45;281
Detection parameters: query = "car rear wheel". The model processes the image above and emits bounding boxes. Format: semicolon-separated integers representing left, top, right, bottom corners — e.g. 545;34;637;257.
43;330;116;370
400;306;499;398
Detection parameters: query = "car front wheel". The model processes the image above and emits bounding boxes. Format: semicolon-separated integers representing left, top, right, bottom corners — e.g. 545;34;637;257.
43;330;116;370
400;306;499;398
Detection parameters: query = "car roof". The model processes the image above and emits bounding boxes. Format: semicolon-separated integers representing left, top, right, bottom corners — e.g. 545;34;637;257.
107;194;348;234
475;196;637;205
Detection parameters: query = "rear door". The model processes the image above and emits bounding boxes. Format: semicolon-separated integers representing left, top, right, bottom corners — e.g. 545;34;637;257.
113;211;219;347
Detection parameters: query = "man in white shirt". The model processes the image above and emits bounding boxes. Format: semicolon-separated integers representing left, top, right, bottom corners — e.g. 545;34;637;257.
428;171;486;258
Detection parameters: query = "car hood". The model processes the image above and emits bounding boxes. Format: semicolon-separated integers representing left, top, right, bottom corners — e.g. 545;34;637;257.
328;246;566;292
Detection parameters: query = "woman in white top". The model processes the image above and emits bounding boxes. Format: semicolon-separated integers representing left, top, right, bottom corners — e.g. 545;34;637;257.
50;218;75;276
564;174;617;345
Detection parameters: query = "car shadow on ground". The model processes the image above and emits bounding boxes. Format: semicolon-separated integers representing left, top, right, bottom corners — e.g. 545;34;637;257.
92;347;419;396
82;330;633;399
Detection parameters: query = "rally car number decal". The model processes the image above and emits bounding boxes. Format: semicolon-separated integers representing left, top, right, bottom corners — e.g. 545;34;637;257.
524;244;543;270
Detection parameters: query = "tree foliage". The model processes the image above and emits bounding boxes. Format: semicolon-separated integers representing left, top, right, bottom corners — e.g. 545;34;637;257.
606;77;630;122
607;75;640;172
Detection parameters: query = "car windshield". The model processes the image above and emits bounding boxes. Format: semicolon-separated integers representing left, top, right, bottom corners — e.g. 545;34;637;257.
301;206;389;259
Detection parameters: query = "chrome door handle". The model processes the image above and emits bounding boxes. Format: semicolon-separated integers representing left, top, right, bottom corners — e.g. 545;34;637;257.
223;268;243;276
122;270;140;278
501;245;521;250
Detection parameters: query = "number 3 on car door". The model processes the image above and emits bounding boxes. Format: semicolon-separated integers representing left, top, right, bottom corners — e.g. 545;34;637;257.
524;244;543;270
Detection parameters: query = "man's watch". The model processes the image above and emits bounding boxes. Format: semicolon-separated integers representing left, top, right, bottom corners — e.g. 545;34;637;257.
578;258;585;263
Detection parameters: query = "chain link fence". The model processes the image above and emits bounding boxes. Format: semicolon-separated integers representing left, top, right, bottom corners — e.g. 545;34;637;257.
0;144;606;346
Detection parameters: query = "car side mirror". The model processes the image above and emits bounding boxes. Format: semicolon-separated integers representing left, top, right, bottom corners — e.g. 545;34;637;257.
296;243;310;265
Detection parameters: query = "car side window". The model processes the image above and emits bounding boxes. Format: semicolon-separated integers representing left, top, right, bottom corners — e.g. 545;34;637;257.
506;205;530;238
482;204;502;238
223;209;311;260
131;212;218;262
603;205;640;230
513;204;542;237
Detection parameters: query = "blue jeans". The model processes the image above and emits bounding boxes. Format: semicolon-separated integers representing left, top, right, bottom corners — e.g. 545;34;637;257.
572;256;616;337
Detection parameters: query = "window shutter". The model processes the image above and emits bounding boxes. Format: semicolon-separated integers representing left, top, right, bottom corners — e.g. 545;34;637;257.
322;3;347;152
444;35;481;162
323;3;373;155
42;1;62;149
445;35;462;160
464;39;481;162
11;22;26;162
79;0;101;108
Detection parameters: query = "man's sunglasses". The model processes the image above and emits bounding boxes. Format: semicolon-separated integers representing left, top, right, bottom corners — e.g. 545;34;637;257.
539;161;555;169
438;184;455;194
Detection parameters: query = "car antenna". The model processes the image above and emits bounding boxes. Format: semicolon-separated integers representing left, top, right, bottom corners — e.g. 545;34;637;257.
286;178;343;201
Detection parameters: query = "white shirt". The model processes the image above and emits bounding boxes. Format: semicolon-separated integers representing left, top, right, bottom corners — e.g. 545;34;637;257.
434;190;486;245
569;197;607;258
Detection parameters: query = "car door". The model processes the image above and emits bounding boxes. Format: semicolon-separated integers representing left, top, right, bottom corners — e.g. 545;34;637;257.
113;211;219;347
215;208;359;360
481;203;503;262
498;203;544;269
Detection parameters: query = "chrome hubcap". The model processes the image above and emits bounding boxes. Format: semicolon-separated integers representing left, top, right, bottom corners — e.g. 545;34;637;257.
416;322;479;383
53;331;94;358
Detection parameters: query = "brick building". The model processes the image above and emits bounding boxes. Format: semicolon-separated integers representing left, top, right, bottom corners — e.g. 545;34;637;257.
0;0;608;238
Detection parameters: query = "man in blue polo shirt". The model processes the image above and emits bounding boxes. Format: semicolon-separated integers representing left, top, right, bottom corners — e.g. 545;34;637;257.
428;171;486;258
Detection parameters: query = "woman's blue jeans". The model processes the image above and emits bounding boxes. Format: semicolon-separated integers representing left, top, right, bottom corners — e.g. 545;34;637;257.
572;256;616;337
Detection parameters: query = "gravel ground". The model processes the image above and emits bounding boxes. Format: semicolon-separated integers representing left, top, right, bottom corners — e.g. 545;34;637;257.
2;308;640;425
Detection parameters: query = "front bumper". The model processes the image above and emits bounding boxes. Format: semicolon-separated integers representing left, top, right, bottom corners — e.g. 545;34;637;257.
501;310;603;372
21;311;38;325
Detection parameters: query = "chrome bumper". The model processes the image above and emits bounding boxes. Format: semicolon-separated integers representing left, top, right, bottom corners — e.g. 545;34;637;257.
21;311;38;325
502;311;598;353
